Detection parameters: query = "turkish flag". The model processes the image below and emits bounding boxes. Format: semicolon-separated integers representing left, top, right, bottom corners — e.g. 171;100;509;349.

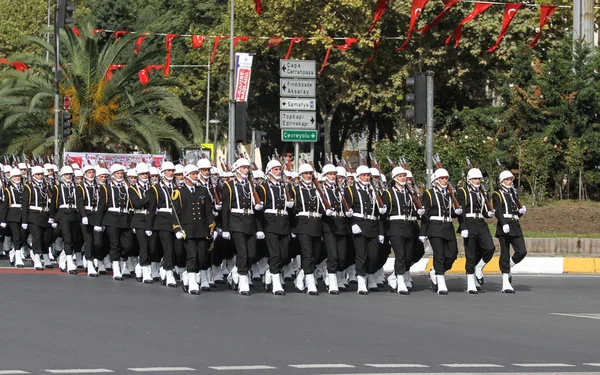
368;0;390;34
105;64;124;81
446;2;493;48
192;35;205;48
362;40;380;69
334;37;359;51
253;0;262;14
319;48;332;74
210;36;230;63
284;37;305;60
267;37;283;49
488;3;523;52
164;33;179;76
234;36;252;47
398;0;430;50
138;68;149;85
114;30;130;41
418;0;461;37
530;5;558;47
134;35;147;54
71;27;81;36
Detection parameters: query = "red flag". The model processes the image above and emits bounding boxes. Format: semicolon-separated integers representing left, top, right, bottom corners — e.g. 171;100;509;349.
418;0;461;37
530;5;558;47
488;3;523;52
192;35;205;49
210;36;230;63
319;48;332;74
105;64;124;81
267;37;283;49
398;0;431;50
114;30;130;41
134;35;147;54
71;27;81;36
1;59;28;71
362;40;380;69
138;68;150;85
368;0;390;34
92;29;104;35
164;33;179;77
253;0;263;14
334;37;359;51
234;36;251;47
446;2;493;48
284;37;305;60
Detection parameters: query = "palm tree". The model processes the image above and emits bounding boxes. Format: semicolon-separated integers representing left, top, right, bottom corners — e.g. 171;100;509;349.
0;26;203;155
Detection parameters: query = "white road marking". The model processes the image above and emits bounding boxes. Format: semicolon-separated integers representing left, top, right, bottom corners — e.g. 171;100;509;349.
0;371;30;375
513;363;576;367
45;370;113;374
584;363;600;366
208;365;276;371
127;368;195;372
365;364;429;368
441;364;503;368
289;364;354;369
311;373;600;375
550;313;600;320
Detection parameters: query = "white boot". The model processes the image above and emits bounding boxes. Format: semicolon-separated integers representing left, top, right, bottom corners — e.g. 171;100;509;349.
367;274;379;292
347;264;357;284
509;258;516;282
238;274;250;295
87;260;98;277
263;269;273;290
305;273;318;295
294;269;305;292
66;254;77;274
328;273;339;295
272;273;285;295
166;269;177;288
282;263;294;281
112;261;123;280
98;259;106;274
134;263;143;281
251;263;261;281
337;272;347;291
142;265;153;283
323;270;330;287
33;254;43;270
14;249;25;268
212;265;224;284
188;272;200;294
474;259;486;286
228;266;239;290
126;257;136;276
429;268;437;291
199;270;210;291
121;259;131;278
48;248;55;261
75;252;83;268
404;272;413;291
104;255;112;271
226;257;235;274
502;273;515;293
397;273;409;295
43;253;53;269
181;271;189;292
437;274;448;295
356;275;368;295
8;249;16;265
387;272;398;292
159;267;166;285
58;251;67;272
150;262;160;280
375;268;386;286
466;273;478;294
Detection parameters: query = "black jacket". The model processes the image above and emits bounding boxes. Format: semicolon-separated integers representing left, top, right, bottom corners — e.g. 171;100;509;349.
173;183;215;238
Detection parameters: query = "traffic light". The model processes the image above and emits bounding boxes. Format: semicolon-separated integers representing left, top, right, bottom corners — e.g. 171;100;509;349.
61;110;73;141
56;0;76;28
235;102;248;143
254;130;267;146
317;123;325;141
405;73;427;127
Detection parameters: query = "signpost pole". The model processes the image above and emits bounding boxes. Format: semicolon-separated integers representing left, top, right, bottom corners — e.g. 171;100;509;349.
294;142;299;171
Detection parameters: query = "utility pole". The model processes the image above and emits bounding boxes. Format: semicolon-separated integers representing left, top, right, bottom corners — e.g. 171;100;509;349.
573;0;594;45
227;0;236;164
425;71;434;189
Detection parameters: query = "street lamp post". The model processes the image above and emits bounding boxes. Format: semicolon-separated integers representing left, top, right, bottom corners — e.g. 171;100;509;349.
227;0;236;164
210;119;221;163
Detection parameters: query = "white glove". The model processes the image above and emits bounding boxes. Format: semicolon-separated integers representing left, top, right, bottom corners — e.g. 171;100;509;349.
291;233;297;238
351;224;362;235
52;223;58;229
102;226;106;232
454;208;463;215
519;205;526;215
222;231;231;240
48;218;55;224
417;208;425;216
212;231;219;241
487;210;495;218
256;231;265;240
175;231;184;240
345;209;353;218
325;209;334;217
132;228;136;234
216;227;223;235
503;224;510;234
285;200;294;209
81;217;89;225
378;235;384;244
419;236;427;243
214;204;222;211
378;205;387;215
0;222;6;228
145;230;152;237
254;203;264;211
93;226;103;232
461;230;469;238
21;223;28;230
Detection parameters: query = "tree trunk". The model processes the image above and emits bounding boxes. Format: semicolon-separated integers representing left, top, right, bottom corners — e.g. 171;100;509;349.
318;101;338;157
579;168;582;201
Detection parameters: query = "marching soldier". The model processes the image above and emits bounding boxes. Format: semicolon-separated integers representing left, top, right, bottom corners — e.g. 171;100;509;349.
172;164;215;295
196;158;220;290
457;168;496;293
22;166;53;271
420;169;463;295
492;170;527;293
95;167;111;273
405;170;425;286
128;163;154;283
1;168;26;268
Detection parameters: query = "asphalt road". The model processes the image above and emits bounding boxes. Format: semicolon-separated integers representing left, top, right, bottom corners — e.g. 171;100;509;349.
0;263;599;375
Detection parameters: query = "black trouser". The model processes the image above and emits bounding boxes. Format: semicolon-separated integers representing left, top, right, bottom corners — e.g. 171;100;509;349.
134;229;156;266
410;223;424;267
297;234;321;275
377;237;391;269
184;238;208;274
265;232;289;274
429;237;458;275
256;238;268;260
232;232;256;275
288;235;301;265
464;232;495;274
175;237;187;269
59;220;83;256
498;235;527;274
8;222;24;249
323;232;346;273
344;234;356;269
106;226;133;261
80;224;103;259
389;235;415;275
352;234;379;277
29;224;53;255
158;230;175;270
212;237;227;266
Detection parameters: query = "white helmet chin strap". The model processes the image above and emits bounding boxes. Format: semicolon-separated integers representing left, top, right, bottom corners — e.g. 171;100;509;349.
164;176;173;182
85;176;94;183
469;180;481;188
501;182;512;189
326;177;336;185
139;176;148;183
269;171;281;181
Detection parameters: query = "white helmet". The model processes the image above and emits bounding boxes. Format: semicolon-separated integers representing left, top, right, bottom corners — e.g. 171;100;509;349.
198;159;212;170
149;167;160;176
161;162;175;172
18;162;28;170
51;164;59;172
298;163;314;174
391;166;406;179
183;164;198;177
4;164;12;172
431;171;437;181
74;169;84;178
60;166;74;176
136;162;150;174
126;168;137;178
265;159;282;174
369;167;380;177
82;165;95;174
234;158;251;170
174;164;185;174
253;170;265;179
336;166;347;177
499;170;514;183
211;167;218;175
321;164;337;175
31;166;45;176
96;167;109;176
467;168;483;180
10;168;21;178
434;168;449;179
71;163;80;170
405;170;413;179
290;171;299;179
356;165;371;176
109;164;125;175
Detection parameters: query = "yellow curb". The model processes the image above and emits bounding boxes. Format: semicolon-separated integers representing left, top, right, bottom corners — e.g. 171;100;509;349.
443;256;502;274
563;258;598;273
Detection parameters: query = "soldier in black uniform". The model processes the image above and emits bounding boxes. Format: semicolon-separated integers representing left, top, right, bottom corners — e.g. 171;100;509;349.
22;166;53;271
344;166;387;295
420;168;463;295
221;158;263;296
128;163;154;283
405;170;425;287
172;164;215;295
76;165;107;277
50;166;83;274
492;170;527;293
457;168;496;293
102;164;133;281
1;168;26;268
196;158;221;290
255;160;293;295
95;167;111;274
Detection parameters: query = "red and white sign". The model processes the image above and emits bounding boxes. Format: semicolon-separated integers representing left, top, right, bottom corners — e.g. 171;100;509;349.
234;53;253;103
63;96;71;110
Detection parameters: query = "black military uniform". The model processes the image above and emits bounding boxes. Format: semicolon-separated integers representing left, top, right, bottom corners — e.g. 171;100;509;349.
77;179;107;270
129;180;154;271
147;180;182;274
2;181;26;263
102;180;132;277
492;186;527;274
50;180;83;273
290;182;324;277
322;181;348;280
23;179;53;267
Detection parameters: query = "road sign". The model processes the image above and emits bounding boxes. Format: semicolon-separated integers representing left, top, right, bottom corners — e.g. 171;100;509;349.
279;60;316;78
280;111;317;129
280;98;316;111
280;78;316;97
63;96;71;110
281;129;318;142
